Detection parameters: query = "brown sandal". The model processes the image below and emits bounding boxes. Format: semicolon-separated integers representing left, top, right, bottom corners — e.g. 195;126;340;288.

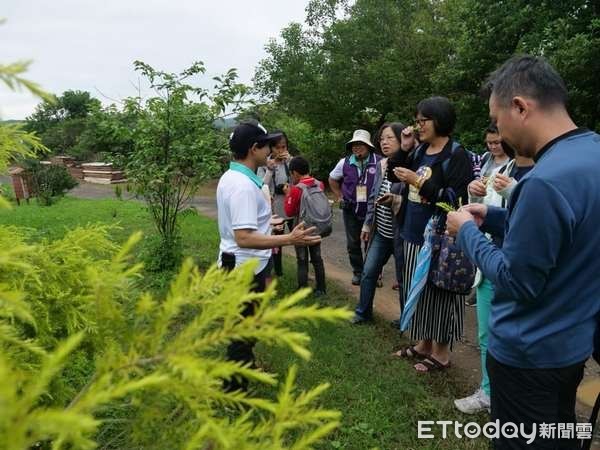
414;356;451;373
392;345;428;360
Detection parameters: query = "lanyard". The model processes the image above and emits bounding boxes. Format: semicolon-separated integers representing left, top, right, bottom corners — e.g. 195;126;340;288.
357;156;370;185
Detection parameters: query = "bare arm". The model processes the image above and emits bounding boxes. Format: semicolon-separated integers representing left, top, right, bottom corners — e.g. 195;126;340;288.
235;229;291;249
328;177;342;201
235;222;321;249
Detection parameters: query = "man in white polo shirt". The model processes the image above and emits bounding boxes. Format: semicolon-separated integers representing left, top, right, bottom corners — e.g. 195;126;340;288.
217;119;321;390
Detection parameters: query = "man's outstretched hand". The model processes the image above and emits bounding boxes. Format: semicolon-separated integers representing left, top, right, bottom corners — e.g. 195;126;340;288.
289;222;322;246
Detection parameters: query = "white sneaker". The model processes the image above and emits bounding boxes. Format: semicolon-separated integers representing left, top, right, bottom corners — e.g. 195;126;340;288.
454;388;491;414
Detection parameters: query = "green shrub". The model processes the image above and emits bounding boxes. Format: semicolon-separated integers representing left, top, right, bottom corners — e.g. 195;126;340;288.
139;233;183;275
0;223;351;449
22;161;78;206
0;183;16;204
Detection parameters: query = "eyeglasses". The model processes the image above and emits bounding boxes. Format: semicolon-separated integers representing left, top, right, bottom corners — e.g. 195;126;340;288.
415;118;432;126
379;135;398;142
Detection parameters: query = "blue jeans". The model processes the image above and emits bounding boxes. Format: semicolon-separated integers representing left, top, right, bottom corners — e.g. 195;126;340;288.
355;231;401;319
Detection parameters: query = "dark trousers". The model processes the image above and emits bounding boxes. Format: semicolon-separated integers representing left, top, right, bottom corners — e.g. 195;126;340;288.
342;209;365;277
295;243;326;292
487;353;585;450
221;254;268;368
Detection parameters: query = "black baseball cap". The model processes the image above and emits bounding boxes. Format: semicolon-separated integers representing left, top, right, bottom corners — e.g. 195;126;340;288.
229;120;283;155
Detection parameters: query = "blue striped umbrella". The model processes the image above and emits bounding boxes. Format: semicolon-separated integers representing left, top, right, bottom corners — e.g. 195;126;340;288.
400;217;435;331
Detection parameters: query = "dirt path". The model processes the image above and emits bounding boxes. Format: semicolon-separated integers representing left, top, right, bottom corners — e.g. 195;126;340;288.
5;177;598;436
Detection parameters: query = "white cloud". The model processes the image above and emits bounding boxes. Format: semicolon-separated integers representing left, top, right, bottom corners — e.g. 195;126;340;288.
0;0;307;119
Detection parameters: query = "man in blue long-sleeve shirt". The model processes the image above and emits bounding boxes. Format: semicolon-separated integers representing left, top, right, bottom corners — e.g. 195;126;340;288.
447;55;600;450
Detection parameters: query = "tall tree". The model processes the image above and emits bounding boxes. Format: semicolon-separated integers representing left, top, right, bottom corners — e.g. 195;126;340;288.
114;61;249;271
25;90;101;156
255;0;452;132
432;0;600;146
256;0;600;151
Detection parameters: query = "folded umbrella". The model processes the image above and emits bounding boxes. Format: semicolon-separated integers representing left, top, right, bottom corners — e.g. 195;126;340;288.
400;217;434;331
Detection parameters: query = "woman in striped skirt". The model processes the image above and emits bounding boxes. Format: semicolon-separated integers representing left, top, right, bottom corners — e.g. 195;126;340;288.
387;97;473;372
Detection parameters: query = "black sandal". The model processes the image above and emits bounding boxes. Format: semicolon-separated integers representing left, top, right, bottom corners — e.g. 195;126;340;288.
414;356;451;373
392;345;428;360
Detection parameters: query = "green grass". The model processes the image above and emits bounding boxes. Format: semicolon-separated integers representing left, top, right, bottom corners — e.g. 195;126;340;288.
258;271;489;450
0;195;489;450
0;195;220;271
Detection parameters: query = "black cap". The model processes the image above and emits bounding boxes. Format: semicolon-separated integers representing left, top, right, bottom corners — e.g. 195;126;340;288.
229;120;283;155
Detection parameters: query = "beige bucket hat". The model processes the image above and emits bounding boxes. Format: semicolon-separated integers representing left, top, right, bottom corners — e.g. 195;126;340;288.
345;129;375;151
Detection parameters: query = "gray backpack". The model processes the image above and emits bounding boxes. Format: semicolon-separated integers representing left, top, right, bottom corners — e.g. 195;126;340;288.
296;181;332;238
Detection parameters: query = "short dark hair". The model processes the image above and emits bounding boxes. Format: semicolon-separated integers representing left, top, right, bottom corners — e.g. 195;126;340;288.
482;55;568;108
485;124;499;135
232;140;270;160
416;96;456;136
289;156;310;176
485;123;514;157
270;130;288;148
375;122;405;151
229;120;281;159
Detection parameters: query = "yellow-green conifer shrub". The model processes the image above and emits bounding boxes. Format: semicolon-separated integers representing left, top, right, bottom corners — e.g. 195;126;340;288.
0;230;350;449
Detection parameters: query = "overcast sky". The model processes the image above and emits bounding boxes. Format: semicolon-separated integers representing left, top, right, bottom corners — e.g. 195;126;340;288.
1;1;308;120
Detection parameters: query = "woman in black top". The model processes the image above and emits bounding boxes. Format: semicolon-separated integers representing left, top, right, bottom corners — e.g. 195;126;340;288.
388;96;474;372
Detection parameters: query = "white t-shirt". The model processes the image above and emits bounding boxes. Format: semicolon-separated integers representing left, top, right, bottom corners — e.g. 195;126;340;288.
329;156;366;180
329;158;346;180
217;169;272;273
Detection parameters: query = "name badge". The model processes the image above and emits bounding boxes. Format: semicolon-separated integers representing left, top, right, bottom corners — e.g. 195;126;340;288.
356;185;368;203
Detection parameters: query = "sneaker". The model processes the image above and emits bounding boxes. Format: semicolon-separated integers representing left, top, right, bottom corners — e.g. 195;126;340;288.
454;388;490;414
351;274;361;286
313;290;326;297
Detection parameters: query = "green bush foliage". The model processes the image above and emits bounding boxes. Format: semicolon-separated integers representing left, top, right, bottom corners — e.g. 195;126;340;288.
0;183;16;204
113;184;122;201
24;90;100;159
0;223;351;449
21;161;78;206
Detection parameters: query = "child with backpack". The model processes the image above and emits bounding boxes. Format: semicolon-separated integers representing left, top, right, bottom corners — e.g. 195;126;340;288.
284;156;330;296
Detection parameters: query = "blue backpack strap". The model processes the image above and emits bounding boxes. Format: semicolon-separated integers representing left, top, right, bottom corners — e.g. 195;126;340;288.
441;141;462;173
438;142;468;208
412;143;427;166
